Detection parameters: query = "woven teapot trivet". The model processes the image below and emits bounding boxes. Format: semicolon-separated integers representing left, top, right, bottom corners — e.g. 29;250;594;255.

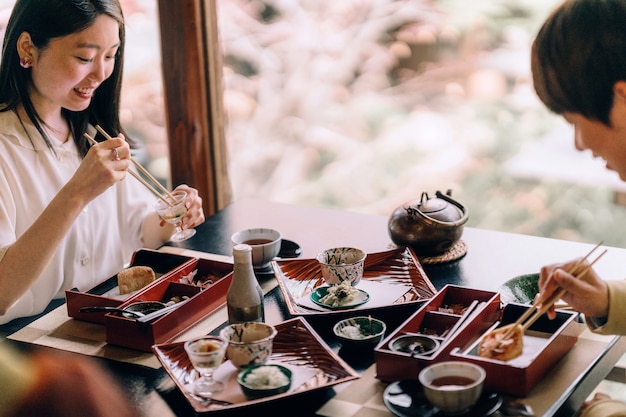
419;240;468;265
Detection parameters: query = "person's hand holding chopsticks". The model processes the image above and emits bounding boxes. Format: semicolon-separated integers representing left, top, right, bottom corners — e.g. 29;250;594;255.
538;256;609;320
88;126;205;237
69;133;131;202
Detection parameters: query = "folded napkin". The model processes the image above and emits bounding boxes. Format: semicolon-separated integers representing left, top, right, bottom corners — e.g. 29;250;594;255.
295;279;412;312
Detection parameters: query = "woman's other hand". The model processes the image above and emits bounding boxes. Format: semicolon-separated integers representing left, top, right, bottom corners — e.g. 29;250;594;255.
170;184;204;230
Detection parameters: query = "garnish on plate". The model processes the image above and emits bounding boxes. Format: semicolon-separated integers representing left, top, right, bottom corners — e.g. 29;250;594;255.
318;281;358;307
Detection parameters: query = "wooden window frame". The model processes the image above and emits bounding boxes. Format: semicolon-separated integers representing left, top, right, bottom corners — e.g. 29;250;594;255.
157;0;231;216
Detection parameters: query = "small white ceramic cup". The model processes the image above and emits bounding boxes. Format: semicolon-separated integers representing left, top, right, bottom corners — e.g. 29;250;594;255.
418;361;485;415
231;228;282;270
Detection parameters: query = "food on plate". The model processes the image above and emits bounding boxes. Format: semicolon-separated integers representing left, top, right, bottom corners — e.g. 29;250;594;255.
242;365;290;389
477;323;523;361
117;266;156;295
319;281;358;307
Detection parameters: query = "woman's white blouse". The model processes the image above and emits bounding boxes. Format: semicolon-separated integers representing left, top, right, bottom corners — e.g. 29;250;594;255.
0;110;154;324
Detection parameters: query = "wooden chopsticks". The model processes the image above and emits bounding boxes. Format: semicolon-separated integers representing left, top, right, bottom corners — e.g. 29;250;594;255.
83;126;175;206
501;241;606;340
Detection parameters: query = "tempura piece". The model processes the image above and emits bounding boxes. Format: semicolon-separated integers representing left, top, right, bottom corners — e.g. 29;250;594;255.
477;323;523;361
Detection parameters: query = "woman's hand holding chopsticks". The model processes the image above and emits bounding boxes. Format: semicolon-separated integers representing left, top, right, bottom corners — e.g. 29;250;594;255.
538;255;609;320
72;134;131;202
85;127;205;235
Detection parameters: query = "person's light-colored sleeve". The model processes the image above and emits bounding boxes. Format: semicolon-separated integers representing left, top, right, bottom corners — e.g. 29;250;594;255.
585;280;626;335
580;399;626;417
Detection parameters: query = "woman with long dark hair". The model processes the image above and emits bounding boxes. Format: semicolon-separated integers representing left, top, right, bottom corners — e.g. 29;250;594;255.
0;0;204;325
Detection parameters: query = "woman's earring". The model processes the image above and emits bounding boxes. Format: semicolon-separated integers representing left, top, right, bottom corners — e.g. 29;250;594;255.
19;57;32;68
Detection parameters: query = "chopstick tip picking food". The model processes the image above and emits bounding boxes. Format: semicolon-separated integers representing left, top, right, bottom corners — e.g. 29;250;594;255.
478;242;606;361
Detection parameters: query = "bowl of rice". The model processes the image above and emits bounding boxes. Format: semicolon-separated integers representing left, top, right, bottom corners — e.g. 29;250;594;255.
333;316;386;350
237;364;292;400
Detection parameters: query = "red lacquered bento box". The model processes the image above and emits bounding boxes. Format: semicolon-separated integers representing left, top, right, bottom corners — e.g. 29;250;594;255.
65;249;196;324
374;284;581;396
447;302;580;396
104;257;233;351
65;249;234;352
374;285;501;382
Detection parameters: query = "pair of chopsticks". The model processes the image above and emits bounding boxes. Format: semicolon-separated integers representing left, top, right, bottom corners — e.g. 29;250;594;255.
501;241;607;340
83;125;176;206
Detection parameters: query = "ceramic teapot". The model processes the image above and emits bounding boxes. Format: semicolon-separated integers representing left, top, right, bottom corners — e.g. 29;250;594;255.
388;190;469;256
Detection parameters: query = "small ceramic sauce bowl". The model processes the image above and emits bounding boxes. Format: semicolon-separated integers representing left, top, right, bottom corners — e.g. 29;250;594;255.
231;228;282;270
418;361;486;415
333;316;386;350
237;364;292;400
316;247;366;286
388;334;440;356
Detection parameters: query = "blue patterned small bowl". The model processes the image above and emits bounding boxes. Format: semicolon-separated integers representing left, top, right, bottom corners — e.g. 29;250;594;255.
219;322;278;370
316;247;366;286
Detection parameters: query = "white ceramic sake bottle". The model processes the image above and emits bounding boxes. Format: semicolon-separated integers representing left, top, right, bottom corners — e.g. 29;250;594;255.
226;244;265;323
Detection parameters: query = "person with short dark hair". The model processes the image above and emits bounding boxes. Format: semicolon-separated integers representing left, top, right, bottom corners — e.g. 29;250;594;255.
532;1;626;415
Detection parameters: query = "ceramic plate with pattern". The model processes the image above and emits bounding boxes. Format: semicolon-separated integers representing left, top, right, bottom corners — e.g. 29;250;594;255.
499;273;539;304
153;317;359;413
273;247;437;316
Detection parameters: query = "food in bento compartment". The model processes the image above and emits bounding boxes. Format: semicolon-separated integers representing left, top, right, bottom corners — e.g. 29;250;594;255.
438;303;468;315
319;281;358;307
178;269;222;288
117;266;156;295
477;323;523;361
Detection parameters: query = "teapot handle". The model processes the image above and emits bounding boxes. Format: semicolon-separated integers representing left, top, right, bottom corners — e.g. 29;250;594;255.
433;190;469;226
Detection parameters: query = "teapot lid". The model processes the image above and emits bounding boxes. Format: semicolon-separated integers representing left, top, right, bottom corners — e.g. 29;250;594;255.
407;191;465;223
418;192;448;214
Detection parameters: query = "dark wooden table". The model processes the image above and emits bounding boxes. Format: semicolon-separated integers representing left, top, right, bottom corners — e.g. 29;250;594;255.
4;198;626;416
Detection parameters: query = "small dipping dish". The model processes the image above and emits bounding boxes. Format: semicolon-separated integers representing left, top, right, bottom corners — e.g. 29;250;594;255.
333;316;386;350
389;334;439;356
237;364;292;400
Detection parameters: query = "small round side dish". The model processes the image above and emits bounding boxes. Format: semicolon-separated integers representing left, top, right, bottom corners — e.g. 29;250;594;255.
389;334;440;356
237;364;292;400
333;316;386;350
122;301;167;318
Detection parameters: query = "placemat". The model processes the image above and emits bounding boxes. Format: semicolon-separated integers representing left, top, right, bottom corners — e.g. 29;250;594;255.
7;249;238;369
